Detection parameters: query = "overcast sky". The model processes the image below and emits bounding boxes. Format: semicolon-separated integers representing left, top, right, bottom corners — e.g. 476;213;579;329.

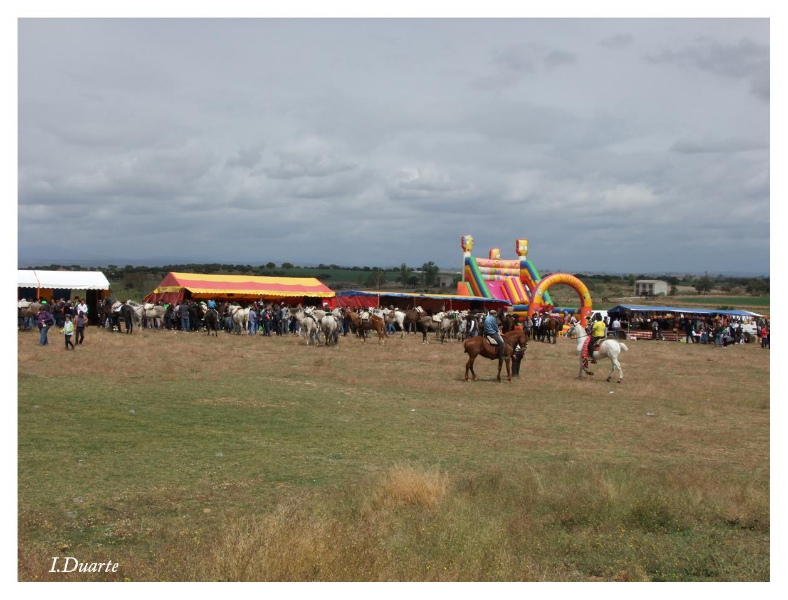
18;18;769;274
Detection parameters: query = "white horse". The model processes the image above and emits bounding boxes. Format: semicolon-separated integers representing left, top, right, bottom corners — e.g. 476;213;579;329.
292;306;321;345
309;306;342;343
227;305;249;335
439;310;467;343
138;303;166;329
385;309;408;338
320;314;340;347
567;322;628;383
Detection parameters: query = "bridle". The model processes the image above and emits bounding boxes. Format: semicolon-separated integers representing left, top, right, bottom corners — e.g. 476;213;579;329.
569;323;588;340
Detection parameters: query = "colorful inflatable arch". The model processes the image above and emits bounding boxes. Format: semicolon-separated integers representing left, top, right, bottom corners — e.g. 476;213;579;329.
528;273;593;325
457;235;593;326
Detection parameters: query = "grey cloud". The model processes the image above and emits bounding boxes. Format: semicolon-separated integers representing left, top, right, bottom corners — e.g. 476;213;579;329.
17;19;769;273
492;44;539;73
598;34;633;49
226;145;265;170
472;42;577;91
670;135;769;155
646;37;769;101
262;154;356;180
544;50;577;69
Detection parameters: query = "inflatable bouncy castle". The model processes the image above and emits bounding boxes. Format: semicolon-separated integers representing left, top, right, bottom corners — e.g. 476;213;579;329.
456;235;593;327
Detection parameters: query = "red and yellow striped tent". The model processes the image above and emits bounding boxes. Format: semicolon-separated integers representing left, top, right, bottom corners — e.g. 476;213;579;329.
144;272;335;305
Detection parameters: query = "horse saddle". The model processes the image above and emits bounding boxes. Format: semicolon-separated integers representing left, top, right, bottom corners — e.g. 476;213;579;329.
485;335;499;346
432;315;443;323
359;311;370;321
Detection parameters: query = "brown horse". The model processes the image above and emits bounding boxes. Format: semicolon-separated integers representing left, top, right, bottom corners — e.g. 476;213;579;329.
345;309;387;344
541;317;563;344
463;329;528;382
401;309;422;334
502;314;518;333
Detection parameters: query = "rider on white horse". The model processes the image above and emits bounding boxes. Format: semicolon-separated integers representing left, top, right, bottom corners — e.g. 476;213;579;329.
568;321;628;383
587;314;607;364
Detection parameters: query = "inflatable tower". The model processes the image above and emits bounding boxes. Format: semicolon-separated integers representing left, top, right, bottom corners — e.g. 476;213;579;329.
457;235;592;327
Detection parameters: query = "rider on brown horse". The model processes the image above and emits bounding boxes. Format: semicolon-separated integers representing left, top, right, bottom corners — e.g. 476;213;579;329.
483;310;505;361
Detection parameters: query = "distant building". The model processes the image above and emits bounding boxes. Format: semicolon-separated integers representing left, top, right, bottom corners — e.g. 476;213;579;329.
437;274;456;288
634;279;668;296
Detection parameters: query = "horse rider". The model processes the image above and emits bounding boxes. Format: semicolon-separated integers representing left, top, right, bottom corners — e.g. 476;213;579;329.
483;309;505;362
587;313;606;363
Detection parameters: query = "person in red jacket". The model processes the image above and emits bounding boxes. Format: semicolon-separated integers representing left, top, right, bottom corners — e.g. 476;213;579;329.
761;325;769;349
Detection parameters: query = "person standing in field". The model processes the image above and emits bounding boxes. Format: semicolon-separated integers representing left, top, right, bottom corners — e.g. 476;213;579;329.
178;302;190;332
62;315;75;350
611;317;620;339
466;313;478;338
75;312;87;345
714;319;724;348
248;305;258;335
685;318;695;343
37;304;55;346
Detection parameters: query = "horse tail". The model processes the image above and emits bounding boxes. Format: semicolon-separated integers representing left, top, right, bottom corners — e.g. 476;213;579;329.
619;343;629;352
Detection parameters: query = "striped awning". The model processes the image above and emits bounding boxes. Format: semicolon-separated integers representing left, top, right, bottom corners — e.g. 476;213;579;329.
148;272;334;299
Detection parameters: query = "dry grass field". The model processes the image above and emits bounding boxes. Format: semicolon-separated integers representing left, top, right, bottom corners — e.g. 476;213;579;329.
18;324;769;581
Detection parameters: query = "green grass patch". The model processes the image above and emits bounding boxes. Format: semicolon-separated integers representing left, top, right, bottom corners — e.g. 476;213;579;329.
18;328;769;580
672;296;770;308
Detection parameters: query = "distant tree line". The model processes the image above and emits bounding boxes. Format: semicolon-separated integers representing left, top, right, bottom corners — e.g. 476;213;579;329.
26;263;769;296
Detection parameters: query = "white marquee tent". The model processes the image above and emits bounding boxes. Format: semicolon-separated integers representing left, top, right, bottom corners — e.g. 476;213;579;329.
17;270;110;291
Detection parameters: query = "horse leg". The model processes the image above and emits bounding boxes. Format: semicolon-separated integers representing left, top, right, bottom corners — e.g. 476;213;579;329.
579;356;594;378
506;357;512;382
496;359;503;382
613;357;623;383
465;355;477;381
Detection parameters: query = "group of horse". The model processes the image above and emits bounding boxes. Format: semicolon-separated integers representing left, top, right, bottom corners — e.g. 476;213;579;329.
86;297;629;384
97;299;263;336
463;320;628;384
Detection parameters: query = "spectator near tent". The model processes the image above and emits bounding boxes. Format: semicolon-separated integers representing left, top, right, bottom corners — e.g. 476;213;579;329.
606;304;764;344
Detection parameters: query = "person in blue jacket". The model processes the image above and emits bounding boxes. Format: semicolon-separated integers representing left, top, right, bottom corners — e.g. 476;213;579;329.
483;309;504;361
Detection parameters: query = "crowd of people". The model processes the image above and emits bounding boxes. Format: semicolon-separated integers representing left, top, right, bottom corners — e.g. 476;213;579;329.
20;295;770;352
599;312;769;349
18;297;90;348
